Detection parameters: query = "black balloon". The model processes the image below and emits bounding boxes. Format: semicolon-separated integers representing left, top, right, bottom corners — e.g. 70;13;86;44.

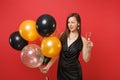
9;31;28;50
36;14;56;37
42;56;51;65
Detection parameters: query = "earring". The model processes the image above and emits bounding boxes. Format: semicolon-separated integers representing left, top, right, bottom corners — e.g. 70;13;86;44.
77;27;79;30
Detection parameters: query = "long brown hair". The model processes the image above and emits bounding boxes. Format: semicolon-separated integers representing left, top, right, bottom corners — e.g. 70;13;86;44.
60;13;81;42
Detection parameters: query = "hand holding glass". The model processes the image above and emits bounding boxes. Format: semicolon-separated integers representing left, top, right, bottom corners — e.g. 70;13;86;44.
86;32;93;48
86;32;91;41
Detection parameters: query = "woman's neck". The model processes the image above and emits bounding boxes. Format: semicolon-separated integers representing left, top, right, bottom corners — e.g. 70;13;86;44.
69;31;79;39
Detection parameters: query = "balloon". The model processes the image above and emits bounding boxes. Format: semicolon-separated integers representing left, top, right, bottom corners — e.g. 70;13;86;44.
19;20;39;41
9;31;28;50
36;14;56;37
21;44;44;68
41;36;62;58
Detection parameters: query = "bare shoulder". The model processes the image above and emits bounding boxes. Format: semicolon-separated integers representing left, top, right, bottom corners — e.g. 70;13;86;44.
60;32;63;36
59;32;64;38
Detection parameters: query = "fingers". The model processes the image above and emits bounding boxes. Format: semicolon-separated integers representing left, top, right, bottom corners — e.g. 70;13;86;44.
39;65;45;68
39;66;48;73
41;69;47;73
87;40;93;48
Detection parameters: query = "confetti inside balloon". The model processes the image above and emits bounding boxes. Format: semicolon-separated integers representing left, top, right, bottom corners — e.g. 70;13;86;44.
21;44;44;68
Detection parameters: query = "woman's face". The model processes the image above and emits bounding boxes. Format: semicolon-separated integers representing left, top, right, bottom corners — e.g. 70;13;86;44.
68;16;78;32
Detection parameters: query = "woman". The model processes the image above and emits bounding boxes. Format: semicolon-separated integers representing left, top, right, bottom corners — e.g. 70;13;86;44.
39;13;93;80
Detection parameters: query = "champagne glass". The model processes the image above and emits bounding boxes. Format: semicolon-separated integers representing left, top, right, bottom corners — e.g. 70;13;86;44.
86;32;93;48
86;32;91;41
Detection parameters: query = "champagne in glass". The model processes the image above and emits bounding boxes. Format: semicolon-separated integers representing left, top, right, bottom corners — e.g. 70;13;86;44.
86;32;91;41
86;32;93;48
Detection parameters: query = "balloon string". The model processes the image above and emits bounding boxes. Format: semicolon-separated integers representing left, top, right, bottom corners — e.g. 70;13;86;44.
45;73;49;80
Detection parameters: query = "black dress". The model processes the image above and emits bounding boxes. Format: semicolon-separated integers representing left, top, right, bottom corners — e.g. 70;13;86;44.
57;35;83;80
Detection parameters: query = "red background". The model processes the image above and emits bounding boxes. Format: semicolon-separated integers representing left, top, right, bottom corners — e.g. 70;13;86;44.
0;0;120;80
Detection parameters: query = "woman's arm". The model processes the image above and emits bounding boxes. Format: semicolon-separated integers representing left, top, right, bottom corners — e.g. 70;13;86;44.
81;36;93;62
39;55;59;73
39;32;62;73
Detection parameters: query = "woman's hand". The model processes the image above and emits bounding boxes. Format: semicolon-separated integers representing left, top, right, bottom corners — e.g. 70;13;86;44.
82;36;93;62
39;65;49;74
87;40;93;49
39;56;58;73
